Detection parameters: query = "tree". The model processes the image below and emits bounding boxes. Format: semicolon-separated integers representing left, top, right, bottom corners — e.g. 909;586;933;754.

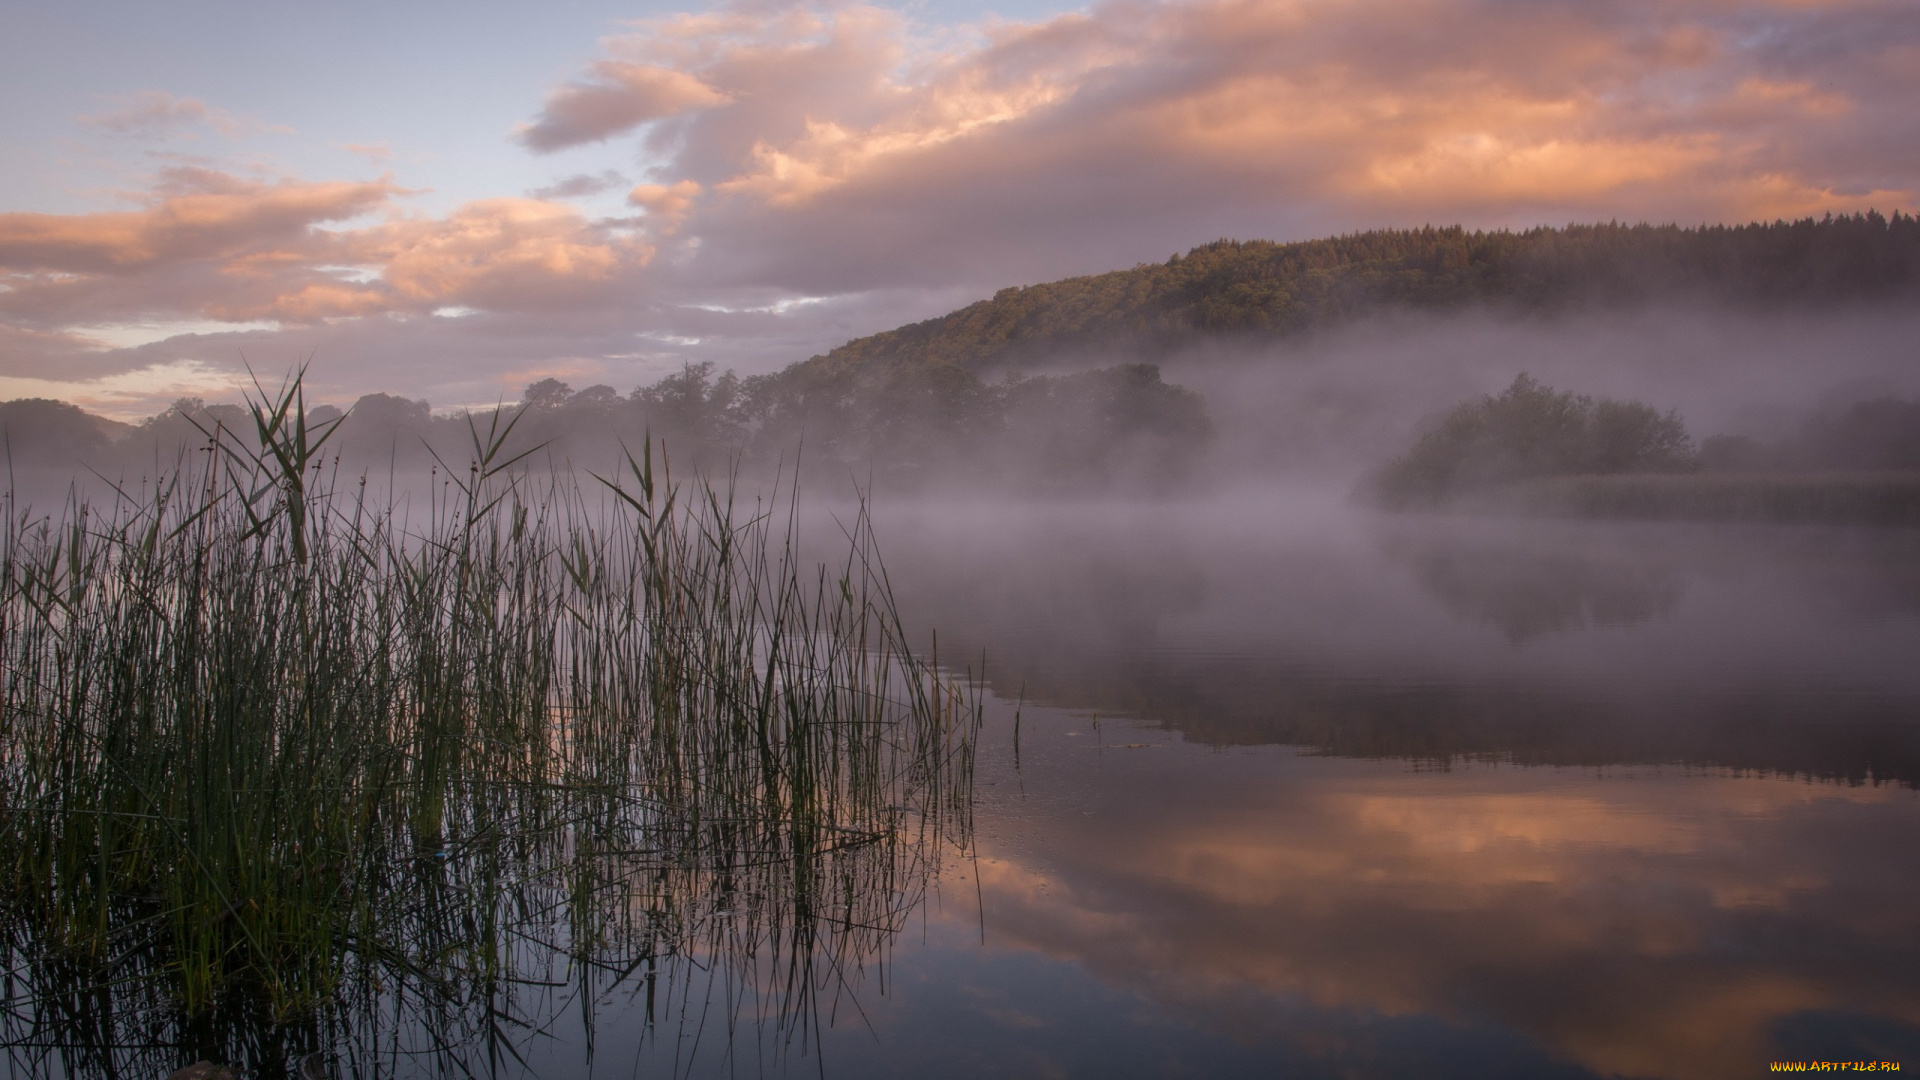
0;398;113;466
1374;374;1696;506
521;378;574;409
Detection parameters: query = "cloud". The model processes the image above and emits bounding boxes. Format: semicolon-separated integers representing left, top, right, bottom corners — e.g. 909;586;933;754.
345;198;649;313
529;169;631;199
8;0;1920;412
0;168;653;338
0;168;397;274
524;0;1918;294
518;61;732;152
628;179;702;233
77;91;271;139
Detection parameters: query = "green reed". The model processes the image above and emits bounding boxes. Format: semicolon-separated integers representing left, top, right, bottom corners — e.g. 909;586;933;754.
0;375;976;1075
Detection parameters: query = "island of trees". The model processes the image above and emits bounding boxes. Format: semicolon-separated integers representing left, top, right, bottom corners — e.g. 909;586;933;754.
1371;376;1920;524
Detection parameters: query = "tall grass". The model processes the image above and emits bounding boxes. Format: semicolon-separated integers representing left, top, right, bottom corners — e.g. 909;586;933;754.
0;375;977;1077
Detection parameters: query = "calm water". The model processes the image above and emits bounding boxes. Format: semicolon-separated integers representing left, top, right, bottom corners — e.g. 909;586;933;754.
17;493;1920;1078
521;494;1920;1079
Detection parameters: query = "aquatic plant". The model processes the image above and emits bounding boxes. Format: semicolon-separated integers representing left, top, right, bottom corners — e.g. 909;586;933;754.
0;374;977;1077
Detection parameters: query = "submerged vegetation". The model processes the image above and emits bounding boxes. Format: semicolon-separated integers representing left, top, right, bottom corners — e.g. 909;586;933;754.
0;376;978;1076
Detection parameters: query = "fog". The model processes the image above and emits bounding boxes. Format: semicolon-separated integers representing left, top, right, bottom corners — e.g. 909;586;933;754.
1149;303;1920;485
5;299;1920;517
3;297;1904;818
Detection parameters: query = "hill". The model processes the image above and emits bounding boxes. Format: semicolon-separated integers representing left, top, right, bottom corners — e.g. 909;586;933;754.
8;214;1919;495
800;214;1920;378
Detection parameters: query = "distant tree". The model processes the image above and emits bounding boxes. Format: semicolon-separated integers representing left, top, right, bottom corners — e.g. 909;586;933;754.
330;393;431;465
346;393;429;430
567;384;621;413
1375;374;1696;506
633;362;746;462
521;378;574;409
1585;398;1696;474
0;398;113;467
1000;363;1213;491
131;397;251;464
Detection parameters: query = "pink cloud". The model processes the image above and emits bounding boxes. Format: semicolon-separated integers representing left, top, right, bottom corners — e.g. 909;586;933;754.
529;170;630;199
0;170;652;331
0;168;397;274
77;90;277;139
344;198;650;313
628;179;702;234
532;0;1917;294
518;61;732;152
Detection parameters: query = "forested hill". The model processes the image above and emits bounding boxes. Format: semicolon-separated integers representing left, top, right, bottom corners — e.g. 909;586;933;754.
807;214;1920;377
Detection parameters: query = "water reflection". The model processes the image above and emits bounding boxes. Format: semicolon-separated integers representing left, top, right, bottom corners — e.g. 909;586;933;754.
1388;531;1686;643
829;495;1920;1078
942;721;1920;1080
2;790;969;1080
873;497;1920;784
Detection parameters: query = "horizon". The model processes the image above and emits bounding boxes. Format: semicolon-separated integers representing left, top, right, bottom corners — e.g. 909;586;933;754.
21;214;1916;424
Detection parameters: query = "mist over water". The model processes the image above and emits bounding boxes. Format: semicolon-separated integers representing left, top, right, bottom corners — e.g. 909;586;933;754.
820;491;1920;1079
869;491;1920;776
1152;305;1920;484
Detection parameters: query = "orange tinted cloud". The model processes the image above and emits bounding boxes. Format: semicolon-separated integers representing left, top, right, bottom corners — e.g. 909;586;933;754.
0;168;396;273
628;179;702;234
0;170;652;329
965;758;1920;1080
534;0;1915;293
355;199;647;312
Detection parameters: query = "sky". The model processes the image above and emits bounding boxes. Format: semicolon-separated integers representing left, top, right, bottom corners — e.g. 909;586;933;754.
1;0;1916;418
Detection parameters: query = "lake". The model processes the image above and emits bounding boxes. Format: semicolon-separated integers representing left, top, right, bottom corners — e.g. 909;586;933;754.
10;490;1919;1078
526;492;1920;1078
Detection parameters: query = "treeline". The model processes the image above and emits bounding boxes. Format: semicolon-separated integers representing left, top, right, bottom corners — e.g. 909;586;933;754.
807;213;1920;377
0;360;1214;494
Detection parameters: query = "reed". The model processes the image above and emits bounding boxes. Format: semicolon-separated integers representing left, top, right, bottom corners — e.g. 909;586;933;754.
0;374;977;1076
